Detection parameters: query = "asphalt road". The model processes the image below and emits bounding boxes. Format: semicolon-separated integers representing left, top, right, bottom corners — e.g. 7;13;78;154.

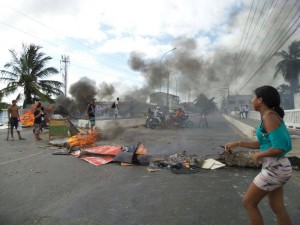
0;113;299;225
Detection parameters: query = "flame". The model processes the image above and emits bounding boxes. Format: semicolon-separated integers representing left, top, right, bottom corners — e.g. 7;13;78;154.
20;103;55;127
20;110;35;126
68;133;99;147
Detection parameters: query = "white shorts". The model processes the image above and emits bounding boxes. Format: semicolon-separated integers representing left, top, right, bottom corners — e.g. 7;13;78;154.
114;108;119;115
253;156;292;191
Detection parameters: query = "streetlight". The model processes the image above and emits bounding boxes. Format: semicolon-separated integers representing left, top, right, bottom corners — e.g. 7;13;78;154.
159;47;176;113
169;73;178;96
159;47;176;92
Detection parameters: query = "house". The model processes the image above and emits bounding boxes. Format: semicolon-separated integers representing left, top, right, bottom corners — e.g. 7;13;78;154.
149;92;180;111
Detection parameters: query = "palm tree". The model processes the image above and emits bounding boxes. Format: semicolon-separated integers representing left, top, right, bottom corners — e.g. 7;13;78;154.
0;43;64;107
274;40;300;109
193;93;217;113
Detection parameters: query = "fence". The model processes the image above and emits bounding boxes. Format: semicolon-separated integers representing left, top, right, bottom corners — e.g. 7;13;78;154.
248;109;300;130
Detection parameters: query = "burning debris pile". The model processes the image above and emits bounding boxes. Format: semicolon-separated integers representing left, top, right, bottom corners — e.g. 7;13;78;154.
68;133;99;147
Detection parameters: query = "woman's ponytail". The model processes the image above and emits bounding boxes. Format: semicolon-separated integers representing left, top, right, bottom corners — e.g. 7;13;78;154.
274;105;285;118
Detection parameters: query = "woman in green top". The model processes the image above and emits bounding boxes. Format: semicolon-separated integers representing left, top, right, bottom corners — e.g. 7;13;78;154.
225;85;292;225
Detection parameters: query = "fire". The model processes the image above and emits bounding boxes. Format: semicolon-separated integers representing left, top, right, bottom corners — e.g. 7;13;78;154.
20;103;55;127
68;133;99;147
20;110;35;127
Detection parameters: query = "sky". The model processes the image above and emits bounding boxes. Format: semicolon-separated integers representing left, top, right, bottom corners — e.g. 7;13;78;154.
0;0;299;106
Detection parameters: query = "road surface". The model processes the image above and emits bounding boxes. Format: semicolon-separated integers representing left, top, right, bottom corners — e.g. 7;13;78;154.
0;113;299;225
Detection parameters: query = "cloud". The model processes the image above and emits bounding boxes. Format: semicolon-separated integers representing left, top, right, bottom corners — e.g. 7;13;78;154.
1;0;299;106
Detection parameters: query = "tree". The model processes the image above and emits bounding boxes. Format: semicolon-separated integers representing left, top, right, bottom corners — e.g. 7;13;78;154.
0;44;64;107
193;93;217;113
274;40;300;109
277;84;293;110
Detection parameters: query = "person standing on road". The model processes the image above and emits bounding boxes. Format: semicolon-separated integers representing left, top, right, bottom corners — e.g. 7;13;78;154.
239;104;244;119
244;104;249;118
7;99;25;141
225;85;292;225
38;102;46;133
33;103;43;141
114;97;119;119
86;98;96;131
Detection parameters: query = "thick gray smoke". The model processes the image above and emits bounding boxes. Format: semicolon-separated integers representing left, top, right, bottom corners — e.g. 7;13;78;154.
128;37;236;100
69;77;97;111
97;82;115;100
101;121;125;140
56;77;116;116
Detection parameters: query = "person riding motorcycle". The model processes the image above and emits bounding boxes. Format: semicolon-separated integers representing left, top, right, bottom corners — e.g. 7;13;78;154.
175;108;185;123
154;106;163;123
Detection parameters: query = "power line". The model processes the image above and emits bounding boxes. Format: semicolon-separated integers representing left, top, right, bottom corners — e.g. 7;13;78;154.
0;41;141;86
235;0;268;76
239;0;298;78
236;0;278;78
233;0;256;78
0;20;138;79
236;0;288;76
231;0;300;93
242;1;299;80
238;14;300;92
4;5;128;66
51;57;142;85
235;0;260;76
230;0;255;94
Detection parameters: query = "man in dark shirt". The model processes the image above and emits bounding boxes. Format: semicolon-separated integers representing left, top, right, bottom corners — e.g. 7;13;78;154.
86;98;96;131
33;103;43;141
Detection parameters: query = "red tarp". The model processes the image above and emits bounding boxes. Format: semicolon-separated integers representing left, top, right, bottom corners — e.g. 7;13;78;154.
72;145;122;166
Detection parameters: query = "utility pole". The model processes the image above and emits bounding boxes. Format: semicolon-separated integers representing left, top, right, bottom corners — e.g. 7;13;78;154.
166;72;170;112
60;55;70;96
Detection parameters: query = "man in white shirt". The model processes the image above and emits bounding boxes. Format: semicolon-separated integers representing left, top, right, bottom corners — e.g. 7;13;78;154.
154;106;162;123
114;98;119;119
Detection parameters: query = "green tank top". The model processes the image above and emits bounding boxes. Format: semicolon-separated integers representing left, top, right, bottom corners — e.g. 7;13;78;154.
256;120;292;157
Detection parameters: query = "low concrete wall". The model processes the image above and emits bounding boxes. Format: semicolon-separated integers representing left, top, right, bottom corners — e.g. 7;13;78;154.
223;114;257;140
78;117;146;129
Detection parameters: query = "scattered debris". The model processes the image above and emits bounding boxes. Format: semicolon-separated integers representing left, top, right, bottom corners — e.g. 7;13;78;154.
148;151;204;174
147;167;161;172
52;148;71;155
72;145;122;166
217;146;261;168
201;158;226;170
288;156;300;170
49;138;69;146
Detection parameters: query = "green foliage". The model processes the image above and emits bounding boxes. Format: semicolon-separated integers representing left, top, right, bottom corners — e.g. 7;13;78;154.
275;40;300;108
0;43;64;107
193;93;217;113
277;84;296;110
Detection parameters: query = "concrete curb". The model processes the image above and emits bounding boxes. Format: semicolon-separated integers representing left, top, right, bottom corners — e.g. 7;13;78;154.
223;114;257;140
78;117;146;129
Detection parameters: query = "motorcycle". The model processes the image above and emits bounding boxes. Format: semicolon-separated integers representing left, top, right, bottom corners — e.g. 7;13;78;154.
181;114;194;128
145;111;154;128
148;113;167;129
168;114;193;128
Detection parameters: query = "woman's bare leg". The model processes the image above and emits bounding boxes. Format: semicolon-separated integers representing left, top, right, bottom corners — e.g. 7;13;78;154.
268;186;292;225
243;182;269;225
